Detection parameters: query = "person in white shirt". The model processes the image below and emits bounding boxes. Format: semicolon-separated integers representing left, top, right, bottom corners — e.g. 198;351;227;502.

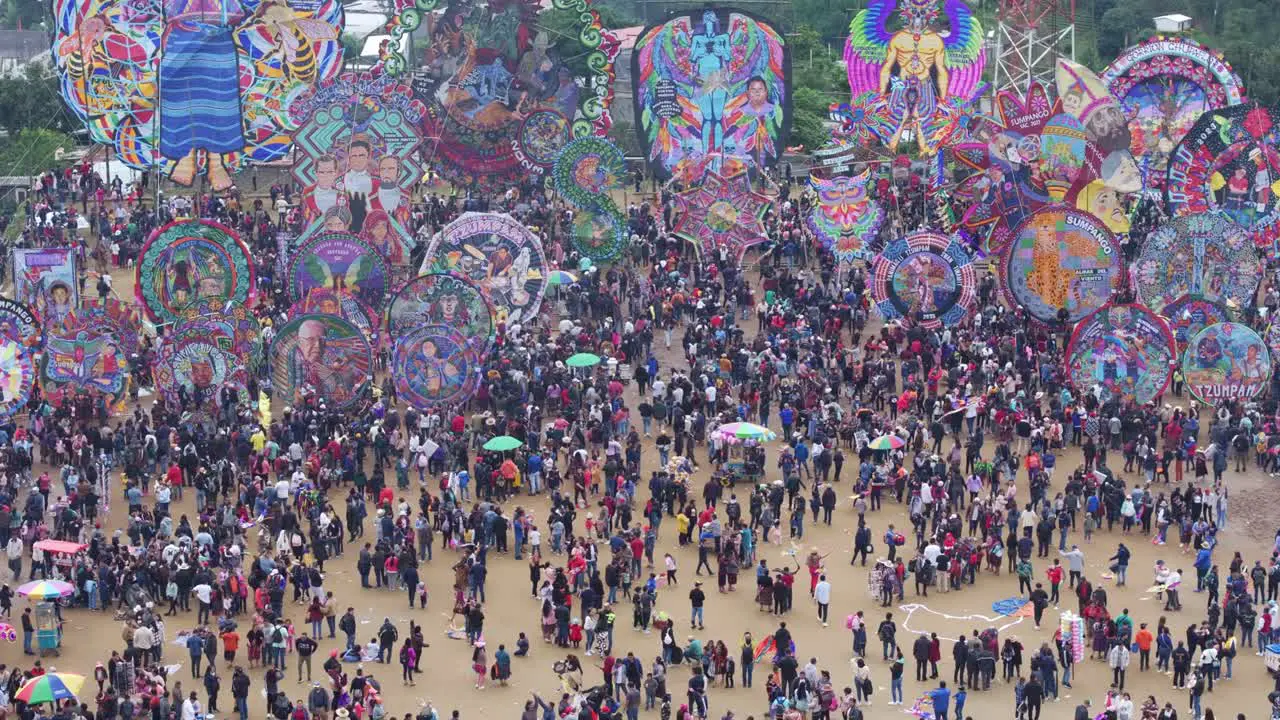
181;694;202;720
276;478;291;504
6;536;22;581
814;574;832;626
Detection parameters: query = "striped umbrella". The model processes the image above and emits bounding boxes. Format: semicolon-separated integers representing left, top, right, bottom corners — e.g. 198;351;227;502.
713;422;776;444
16;580;75;600
15;673;85;704
547;270;578;287
866;435;906;451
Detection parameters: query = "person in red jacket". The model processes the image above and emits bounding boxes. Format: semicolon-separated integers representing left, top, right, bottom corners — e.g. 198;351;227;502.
1046;559;1065;605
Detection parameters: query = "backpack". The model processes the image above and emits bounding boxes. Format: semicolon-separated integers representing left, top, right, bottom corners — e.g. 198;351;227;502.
272;627;285;643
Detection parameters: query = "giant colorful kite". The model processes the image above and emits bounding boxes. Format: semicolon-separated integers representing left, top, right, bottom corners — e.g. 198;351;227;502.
53;0;344;188
807;170;885;264
289;231;390;312
1183;322;1271;404
843;0;986;156
12;248;78;327
870;229;977;329
950;81;1064;254
422;213;547;326
135;220;256;325
1054;59;1145;205
0;337;35;419
271;313;371;410
1103;37;1246;180
392;324;484;409
289;72;425;265
632;8;790;177
1065;303;1176;406
1133;212;1260;315
1000;205;1122;324
552;136;628;263
671;171;772;264
153;321;251;408
381;0;619;191
1166;103;1280;231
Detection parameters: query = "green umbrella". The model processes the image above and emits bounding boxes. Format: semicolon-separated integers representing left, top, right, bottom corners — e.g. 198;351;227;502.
566;352;602;368
483;435;523;452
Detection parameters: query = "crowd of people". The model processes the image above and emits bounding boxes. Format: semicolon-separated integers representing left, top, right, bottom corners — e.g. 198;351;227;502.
0;156;1273;720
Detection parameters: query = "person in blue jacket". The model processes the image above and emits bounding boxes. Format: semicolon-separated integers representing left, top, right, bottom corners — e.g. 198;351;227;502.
926;680;951;720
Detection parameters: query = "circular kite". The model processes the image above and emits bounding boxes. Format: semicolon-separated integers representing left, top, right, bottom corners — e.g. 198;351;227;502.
1103;37;1246;177
1162;295;1231;352
807;170;885;264
392;324;483;410
289;231;390;312
1065;303;1176;406
552;136;627;263
1000;205;1123;324
870;230;977;329
0;337;35;419
1134;212;1260;314
671;172;773;264
289;287;381;346
153;322;251;407
135;220;256;325
0;299;43;352
177;298;263;366
1166;103;1280;230
270;314;372;410
1182;322;1271;405
381;0;619;191
387;273;494;350
423;213;547;327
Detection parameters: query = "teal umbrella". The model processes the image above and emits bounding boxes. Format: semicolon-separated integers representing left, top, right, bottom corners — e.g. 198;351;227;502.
566;352;602;368
483;435;523;452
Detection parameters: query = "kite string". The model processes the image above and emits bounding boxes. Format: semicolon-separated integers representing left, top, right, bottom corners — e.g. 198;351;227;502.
896;602;1026;637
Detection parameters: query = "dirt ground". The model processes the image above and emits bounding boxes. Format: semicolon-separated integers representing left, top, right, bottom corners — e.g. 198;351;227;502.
4;266;1274;720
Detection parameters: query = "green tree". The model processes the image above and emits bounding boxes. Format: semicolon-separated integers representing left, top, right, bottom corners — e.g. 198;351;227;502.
0;129;79;177
0;0;44;30
0;65;77;140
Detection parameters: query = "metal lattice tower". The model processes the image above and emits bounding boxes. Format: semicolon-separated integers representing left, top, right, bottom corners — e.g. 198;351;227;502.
992;0;1076;94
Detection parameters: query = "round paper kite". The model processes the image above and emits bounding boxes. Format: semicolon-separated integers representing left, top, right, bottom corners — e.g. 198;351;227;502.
392;324;483;410
870;230;977;329
1103;36;1246;178
0;337;35;419
1065;302;1176;406
1134;212;1259;314
1182;322;1271;404
271;314;372;411
387;273;493;352
1166;103;1280;230
422;213;547;327
1000;205;1122;325
135;219;256;325
381;0;619;191
1162;295;1231;352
